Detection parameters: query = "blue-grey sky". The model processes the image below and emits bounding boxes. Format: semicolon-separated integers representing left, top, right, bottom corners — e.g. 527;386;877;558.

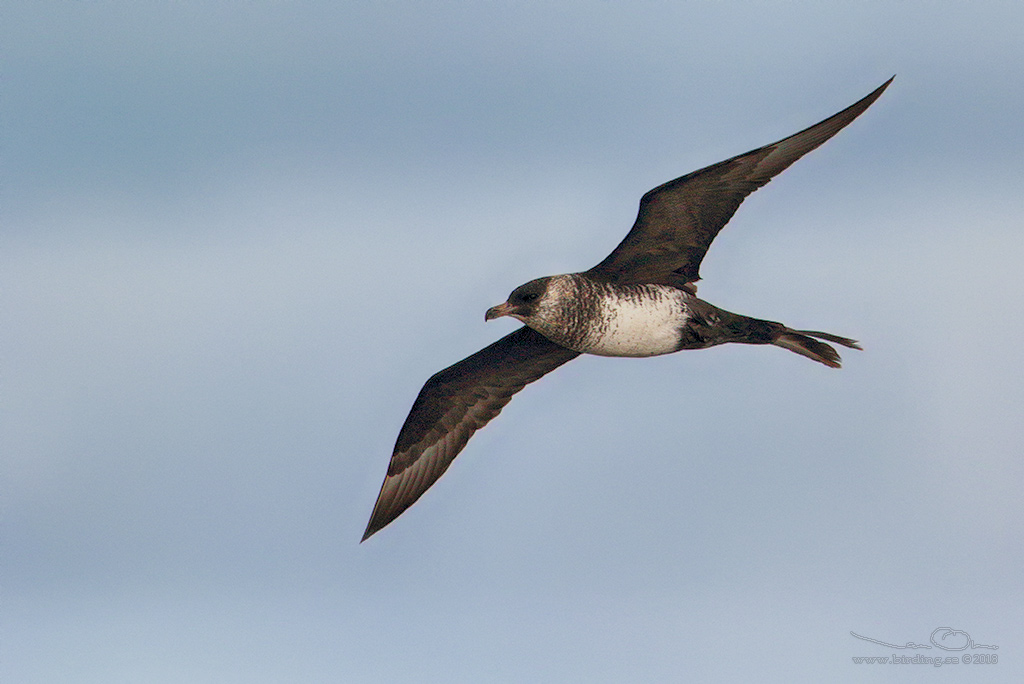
4;2;1023;682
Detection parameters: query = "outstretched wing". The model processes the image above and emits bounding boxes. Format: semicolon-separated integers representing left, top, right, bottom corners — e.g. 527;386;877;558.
362;327;579;541
587;77;893;288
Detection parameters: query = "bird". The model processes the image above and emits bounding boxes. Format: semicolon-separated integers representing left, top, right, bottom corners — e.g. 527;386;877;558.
362;77;893;541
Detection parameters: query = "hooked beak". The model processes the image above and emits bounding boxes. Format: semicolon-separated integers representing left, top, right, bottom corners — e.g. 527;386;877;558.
485;301;515;321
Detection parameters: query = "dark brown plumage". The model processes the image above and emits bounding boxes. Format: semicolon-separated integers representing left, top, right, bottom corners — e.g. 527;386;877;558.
362;77;892;541
588;78;893;288
362;327;578;541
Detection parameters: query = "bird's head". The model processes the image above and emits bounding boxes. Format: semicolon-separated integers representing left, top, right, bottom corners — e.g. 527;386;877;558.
485;276;556;324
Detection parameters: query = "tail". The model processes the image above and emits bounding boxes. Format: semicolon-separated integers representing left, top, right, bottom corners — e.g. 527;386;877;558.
772;329;861;368
684;302;861;368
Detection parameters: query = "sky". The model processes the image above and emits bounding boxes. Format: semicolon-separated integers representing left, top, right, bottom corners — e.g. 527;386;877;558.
4;1;1023;682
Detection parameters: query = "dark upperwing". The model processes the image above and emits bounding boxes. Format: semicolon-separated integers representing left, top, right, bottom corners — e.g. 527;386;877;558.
586;77;893;289
362;78;892;540
362;327;579;541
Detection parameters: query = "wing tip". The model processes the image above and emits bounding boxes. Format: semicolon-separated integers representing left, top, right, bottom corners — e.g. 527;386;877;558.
866;74;896;103
361;481;405;542
360;475;398;543
843;75;894;120
361;500;395;542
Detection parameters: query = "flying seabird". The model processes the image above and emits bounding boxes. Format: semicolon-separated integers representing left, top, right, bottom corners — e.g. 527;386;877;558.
362;77;893;541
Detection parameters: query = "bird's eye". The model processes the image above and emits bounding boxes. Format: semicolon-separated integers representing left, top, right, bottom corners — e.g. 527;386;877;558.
521;293;539;302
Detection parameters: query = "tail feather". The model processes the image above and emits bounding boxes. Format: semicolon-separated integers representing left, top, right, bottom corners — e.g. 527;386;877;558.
772;329;861;368
792;329;862;350
694;303;861;368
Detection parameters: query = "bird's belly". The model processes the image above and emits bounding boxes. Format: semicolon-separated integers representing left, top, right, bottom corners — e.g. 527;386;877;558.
582;296;687;358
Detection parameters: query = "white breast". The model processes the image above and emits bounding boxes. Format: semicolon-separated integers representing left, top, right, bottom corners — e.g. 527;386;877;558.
585;285;689;357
